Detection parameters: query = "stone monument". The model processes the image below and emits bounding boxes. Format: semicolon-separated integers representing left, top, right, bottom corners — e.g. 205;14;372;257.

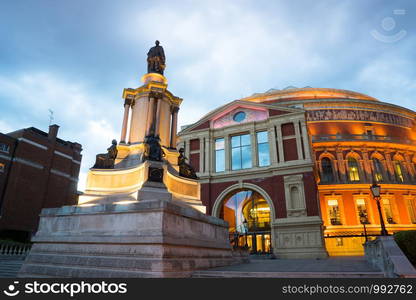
19;41;246;278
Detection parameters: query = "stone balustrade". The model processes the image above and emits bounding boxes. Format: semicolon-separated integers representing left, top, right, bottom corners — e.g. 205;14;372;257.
0;241;32;256
364;236;416;278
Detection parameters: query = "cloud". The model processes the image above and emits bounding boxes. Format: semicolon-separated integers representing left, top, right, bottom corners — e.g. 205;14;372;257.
0;72;120;191
0;120;13;133
1;0;416;192
355;55;416;111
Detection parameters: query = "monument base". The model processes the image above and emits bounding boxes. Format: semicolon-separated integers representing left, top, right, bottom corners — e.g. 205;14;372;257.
19;199;247;278
272;216;328;259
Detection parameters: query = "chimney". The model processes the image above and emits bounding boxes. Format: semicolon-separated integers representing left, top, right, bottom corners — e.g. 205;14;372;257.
48;124;60;142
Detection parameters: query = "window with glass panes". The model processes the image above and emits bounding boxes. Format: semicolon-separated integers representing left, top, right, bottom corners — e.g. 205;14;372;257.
328;199;342;225
356;198;370;224
394;161;404;182
215;138;225;172
256;131;270;167
348;157;360;182
382;198;395;224
231;134;252;170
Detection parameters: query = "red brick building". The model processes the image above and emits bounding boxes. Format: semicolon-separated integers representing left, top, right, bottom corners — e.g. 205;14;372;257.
178;100;328;259
0;125;82;239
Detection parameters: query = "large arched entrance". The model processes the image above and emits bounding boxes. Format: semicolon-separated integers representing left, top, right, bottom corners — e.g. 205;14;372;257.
219;188;272;254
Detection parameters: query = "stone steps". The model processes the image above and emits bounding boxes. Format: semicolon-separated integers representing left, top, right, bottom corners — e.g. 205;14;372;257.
0;256;26;278
192;256;385;278
192;270;385;278
19;251;246;278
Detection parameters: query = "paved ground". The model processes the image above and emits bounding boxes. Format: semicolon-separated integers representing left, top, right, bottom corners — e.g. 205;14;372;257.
211;256;380;272
0;256;25;278
192;256;384;278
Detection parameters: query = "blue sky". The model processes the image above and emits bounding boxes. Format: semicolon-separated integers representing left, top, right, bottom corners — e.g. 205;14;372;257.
1;0;415;190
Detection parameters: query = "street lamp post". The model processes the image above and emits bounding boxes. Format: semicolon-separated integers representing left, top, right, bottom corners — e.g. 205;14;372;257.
370;182;388;236
243;220;248;248
359;212;368;242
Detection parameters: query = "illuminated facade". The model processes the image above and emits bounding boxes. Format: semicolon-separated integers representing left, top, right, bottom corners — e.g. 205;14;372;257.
178;100;328;259
178;87;416;256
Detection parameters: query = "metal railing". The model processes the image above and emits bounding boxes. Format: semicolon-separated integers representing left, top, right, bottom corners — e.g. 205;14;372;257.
0;241;32;256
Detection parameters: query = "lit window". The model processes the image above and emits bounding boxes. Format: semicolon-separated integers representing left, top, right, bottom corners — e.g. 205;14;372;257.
215;138;225;172
0;163;4;173
231;134;252;170
256;131;270;167
382;198;395;224
373;158;384;182
321;157;334;183
356;198;370;224
0;143;9;153
394;161;404;182
328;199;342;225
348;157;360;182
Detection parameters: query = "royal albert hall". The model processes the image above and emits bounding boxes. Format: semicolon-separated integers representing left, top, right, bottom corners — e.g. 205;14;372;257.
178;87;416;257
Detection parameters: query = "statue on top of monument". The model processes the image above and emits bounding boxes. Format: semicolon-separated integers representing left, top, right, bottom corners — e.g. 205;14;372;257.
147;40;166;75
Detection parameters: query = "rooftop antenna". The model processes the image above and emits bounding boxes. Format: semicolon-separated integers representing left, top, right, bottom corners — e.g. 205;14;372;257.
48;109;54;126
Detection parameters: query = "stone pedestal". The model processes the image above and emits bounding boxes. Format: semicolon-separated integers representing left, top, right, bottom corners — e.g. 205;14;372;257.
272;216;328;259
19;199;247;278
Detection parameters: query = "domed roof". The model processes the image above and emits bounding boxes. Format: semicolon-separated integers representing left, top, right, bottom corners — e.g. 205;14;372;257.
242;87;379;103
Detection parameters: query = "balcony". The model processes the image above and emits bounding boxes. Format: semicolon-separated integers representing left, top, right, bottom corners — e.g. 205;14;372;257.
312;134;416;146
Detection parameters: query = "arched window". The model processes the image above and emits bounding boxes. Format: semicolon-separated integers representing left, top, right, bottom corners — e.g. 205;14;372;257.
348;157;360;182
373;158;384;182
321;157;334;183
290;186;301;209
394;160;404;182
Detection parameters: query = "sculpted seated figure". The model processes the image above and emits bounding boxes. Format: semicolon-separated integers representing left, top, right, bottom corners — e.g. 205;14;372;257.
144;134;165;162
178;148;198;179
93;139;118;169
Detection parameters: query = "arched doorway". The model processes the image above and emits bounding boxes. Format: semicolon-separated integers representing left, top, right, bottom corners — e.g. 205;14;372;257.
219;188;272;254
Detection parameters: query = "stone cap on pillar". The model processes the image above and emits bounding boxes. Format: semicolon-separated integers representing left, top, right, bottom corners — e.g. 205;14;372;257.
141;73;168;85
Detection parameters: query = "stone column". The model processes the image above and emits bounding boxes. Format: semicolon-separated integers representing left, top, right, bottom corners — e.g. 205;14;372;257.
205;137;211;175
301;120;311;160
294;121;304;160
154;99;162;136
404;152;414;179
250;129;258;167
276;124;285;163
120;98;132;143
224;135;231;171
158;100;172;148
336;149;347;182
268;127;278;166
146;95;157;136
358;159;366;182
385;151;395;181
362;149;372;182
128;99;139;143
185;139;190;158
333;159;340;183
170;107;179;148
199;138;205;173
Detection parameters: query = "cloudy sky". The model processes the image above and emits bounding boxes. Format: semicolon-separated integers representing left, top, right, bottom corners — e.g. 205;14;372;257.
1;0;415;190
